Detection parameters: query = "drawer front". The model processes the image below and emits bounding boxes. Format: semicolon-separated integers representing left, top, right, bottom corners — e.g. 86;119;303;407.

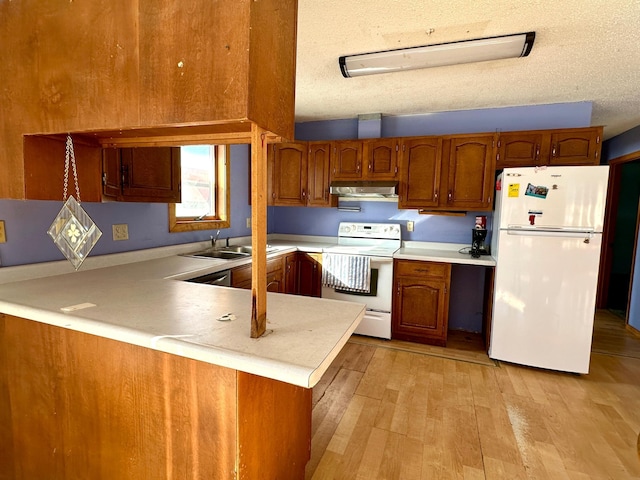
231;257;283;286
232;264;252;285
395;259;449;278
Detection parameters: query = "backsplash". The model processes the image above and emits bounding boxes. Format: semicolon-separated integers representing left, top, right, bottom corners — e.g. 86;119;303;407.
272;201;492;245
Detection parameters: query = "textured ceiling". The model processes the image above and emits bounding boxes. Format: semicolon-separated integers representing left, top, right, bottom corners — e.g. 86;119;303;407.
295;0;640;139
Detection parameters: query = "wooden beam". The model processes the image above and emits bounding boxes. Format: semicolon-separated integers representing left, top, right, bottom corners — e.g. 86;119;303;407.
250;124;268;338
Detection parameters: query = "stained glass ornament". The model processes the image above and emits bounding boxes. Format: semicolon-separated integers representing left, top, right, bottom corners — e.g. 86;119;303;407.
48;196;102;270
47;135;102;270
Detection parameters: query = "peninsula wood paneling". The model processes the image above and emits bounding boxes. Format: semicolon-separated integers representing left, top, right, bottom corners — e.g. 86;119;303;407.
0;314;313;478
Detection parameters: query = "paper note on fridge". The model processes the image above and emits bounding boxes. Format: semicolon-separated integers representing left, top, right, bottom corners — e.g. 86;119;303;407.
508;184;520;197
525;183;549;199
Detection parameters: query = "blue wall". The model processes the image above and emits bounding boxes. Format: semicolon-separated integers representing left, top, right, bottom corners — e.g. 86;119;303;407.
603;125;640;331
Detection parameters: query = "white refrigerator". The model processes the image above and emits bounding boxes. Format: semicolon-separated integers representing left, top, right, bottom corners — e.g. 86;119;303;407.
490;165;609;374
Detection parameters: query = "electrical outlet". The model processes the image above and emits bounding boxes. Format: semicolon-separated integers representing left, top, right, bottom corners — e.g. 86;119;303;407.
0;220;6;243
407;221;414;232
246;217;251;229
112;224;129;241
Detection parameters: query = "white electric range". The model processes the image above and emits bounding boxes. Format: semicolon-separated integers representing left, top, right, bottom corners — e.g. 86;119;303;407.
321;222;401;339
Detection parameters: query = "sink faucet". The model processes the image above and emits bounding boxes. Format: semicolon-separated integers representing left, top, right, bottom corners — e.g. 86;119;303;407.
211;230;220;249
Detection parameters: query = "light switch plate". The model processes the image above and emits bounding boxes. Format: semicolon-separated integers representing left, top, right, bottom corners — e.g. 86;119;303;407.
246;217;251;229
0;220;6;243
407;221;414;232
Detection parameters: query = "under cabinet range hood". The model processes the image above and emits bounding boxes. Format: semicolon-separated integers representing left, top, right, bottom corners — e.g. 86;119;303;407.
330;181;398;198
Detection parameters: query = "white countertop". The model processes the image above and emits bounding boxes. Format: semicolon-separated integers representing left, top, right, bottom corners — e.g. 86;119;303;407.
0;246;363;389
394;241;497;266
0;236;495;388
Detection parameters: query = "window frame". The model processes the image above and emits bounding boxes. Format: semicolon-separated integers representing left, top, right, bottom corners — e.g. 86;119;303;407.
168;144;231;232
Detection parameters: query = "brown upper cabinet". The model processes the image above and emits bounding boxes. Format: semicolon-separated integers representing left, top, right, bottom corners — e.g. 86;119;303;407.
269;143;308;206
399;134;496;211
444;134;496;210
307;142;333;207
102;147;181;203
362;139;399;180
268;142;333;207
398;137;443;209
331;141;364;180
2;0;297;200
331;139;399;181
496;127;602;169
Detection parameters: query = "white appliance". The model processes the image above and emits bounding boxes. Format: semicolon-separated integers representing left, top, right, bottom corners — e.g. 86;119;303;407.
490;165;609;373
321;222;401;339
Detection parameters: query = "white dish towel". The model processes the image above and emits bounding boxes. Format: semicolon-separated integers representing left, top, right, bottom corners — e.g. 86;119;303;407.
321;253;371;293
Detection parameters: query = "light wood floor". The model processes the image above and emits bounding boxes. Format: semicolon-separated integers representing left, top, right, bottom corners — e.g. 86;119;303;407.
307;311;640;479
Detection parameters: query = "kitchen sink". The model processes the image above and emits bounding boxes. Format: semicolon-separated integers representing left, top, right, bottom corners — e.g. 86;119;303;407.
183;244;279;260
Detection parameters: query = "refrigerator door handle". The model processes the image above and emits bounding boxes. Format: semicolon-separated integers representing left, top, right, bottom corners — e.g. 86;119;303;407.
506;229;596;239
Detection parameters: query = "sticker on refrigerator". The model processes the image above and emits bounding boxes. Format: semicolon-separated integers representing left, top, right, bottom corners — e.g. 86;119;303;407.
508;183;520;197
525;183;549;199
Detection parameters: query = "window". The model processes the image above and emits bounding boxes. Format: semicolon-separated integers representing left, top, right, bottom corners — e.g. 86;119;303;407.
169;145;230;232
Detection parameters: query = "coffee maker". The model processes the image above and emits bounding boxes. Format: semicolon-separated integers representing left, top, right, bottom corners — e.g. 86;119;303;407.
471;228;488;258
470;215;489;258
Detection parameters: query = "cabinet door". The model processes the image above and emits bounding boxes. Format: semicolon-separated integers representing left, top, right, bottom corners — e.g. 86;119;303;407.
363;139;398;180
307;142;332;207
267;269;284;293
102;148;122;198
284;253;298;294
398;137;443;209
271;143;308;206
392;276;450;346
496;132;547;169
445;135;495;210
103;147;181;202
298;253;322;297
549;128;602;165
331;141;363;180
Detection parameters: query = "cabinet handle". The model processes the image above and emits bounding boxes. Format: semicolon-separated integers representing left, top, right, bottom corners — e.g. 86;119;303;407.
434;191;439;201
552;144;557;157
272;192;276;199
535;145;540;161
448;190;452;202
121;164;129;188
415;268;431;273
302;189;306;198
368;162;372;172
357;162;361;172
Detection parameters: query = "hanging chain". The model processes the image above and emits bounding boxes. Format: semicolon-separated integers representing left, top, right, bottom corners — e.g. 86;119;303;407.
64;134;81;203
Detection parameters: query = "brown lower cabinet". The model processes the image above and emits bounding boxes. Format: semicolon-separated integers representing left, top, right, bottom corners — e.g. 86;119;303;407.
392;259;451;346
232;251;322;297
231;257;284;292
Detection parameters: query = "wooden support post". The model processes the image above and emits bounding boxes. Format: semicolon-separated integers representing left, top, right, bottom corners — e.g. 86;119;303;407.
250;124;268;338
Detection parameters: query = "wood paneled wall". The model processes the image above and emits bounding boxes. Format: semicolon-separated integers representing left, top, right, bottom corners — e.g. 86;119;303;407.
0;0;297;199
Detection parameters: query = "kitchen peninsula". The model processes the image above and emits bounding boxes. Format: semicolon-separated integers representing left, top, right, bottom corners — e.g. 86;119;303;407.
0;253;365;479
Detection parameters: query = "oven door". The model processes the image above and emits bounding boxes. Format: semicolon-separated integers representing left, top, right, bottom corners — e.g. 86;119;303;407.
321;255;393;339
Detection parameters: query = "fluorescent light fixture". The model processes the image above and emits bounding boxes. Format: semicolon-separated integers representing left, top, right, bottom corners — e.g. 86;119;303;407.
339;32;535;78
